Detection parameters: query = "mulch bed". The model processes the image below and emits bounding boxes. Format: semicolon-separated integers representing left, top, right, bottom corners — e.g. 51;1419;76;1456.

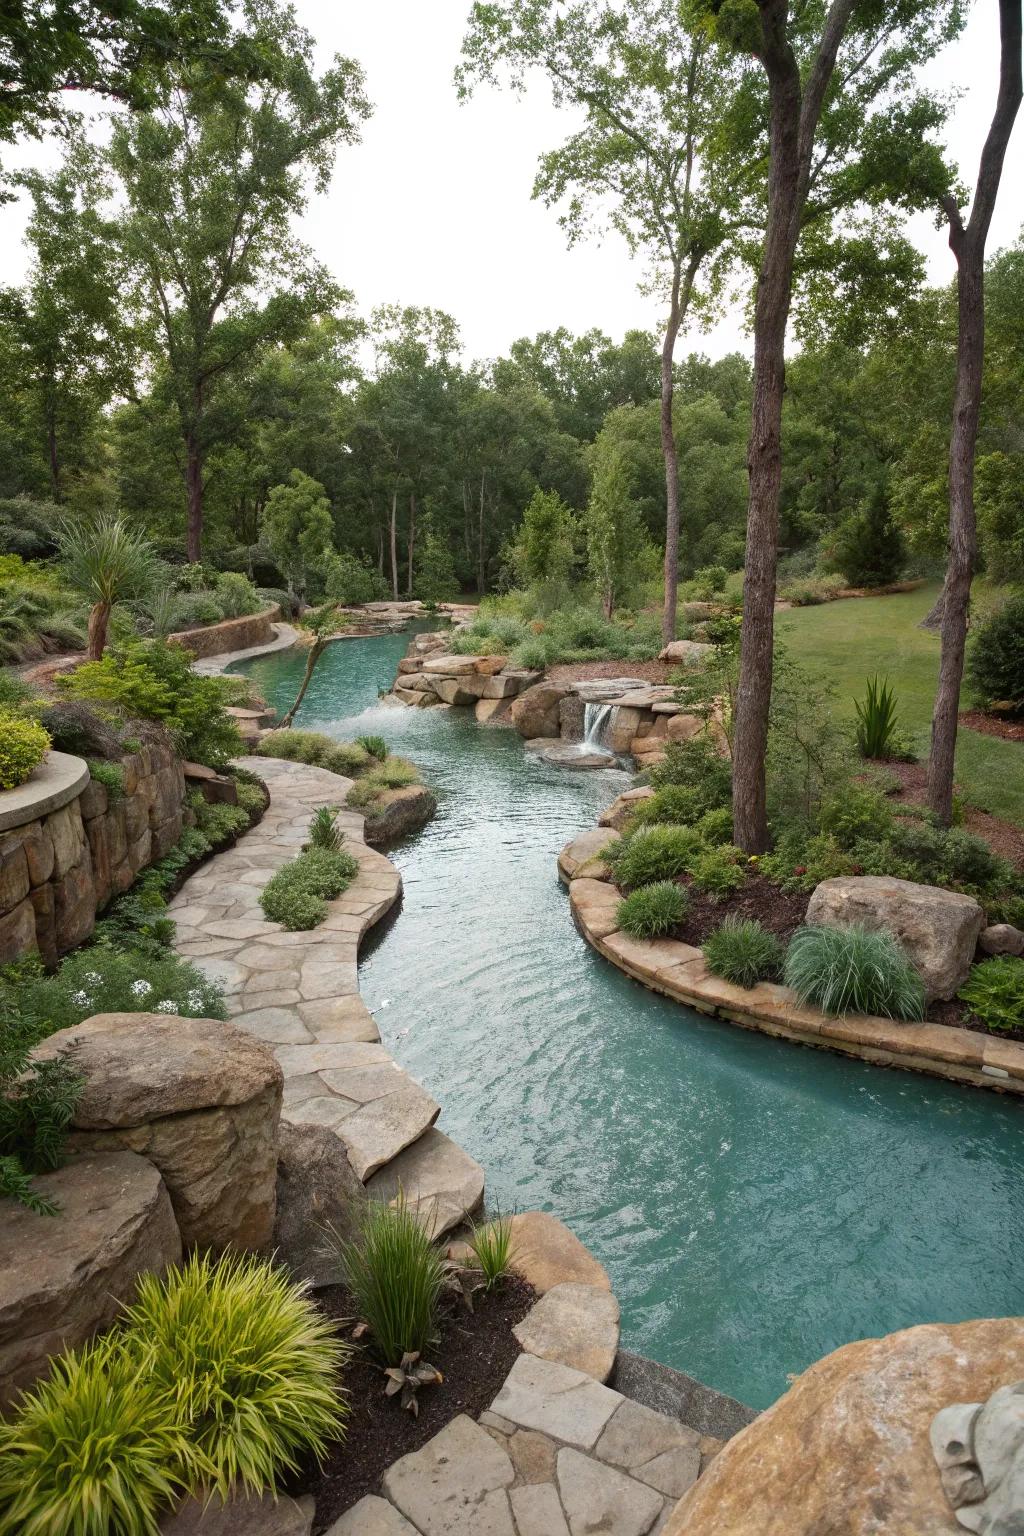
670;871;809;947
872;760;1024;871
960;709;1024;743
292;1275;536;1533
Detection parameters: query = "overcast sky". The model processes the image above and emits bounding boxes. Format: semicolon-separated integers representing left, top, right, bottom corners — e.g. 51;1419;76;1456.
2;0;1022;366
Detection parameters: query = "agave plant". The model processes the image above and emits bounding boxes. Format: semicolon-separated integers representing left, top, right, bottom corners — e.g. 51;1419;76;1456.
383;1351;443;1416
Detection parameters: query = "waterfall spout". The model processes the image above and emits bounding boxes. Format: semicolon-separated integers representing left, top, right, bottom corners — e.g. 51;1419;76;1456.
583;703;613;749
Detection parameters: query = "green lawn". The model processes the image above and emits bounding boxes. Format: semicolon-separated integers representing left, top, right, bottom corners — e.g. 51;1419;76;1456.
776;582;1024;827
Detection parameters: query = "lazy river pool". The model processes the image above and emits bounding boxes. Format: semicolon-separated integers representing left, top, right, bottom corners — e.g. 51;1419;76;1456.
235;629;1024;1411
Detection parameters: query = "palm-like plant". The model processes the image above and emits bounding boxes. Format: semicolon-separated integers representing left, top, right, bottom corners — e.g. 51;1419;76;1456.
57;515;160;659
280;605;346;728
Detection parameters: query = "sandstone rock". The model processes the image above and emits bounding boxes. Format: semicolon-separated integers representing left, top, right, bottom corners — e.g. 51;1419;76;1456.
0;896;36;963
507;1210;611;1294
511;682;571;739
384;1414;516;1536
0;838;29;912
980;923;1024;957
664;1318;1024;1536
538;745;615;769
490;1354;620;1450
557;1445;664;1536
805;875;985;1001
482;672;526;699
607;705;643;754
0;1151;181;1408
560;693;586;742
160;1491;314;1535
421;654;481;675
475;696;513;724
433;675;484;706
666;712;705;743
273;1121;366;1286
33;1013;283;1252
557;827;620;882
361;785;437;845
599;787;655;832
367;1126;484;1237
513;1282;621;1381
323;1498;418;1535
658;639;715;665
474;655;509;675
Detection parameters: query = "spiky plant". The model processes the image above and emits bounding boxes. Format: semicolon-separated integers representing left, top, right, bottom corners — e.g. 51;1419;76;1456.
854;675;901;760
355;734;389;761
468;1210;516;1290
57;515;160;660
616;880;688;939
329;1192;445;1365
307;805;343;852
124;1251;348;1500
784;923;926;1021
703;916;785;988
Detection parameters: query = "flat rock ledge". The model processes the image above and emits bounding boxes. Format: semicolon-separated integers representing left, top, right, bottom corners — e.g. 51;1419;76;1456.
563;844;1024;1098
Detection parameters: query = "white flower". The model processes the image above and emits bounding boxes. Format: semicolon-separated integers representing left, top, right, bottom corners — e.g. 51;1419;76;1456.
130;979;152;998
84;971;101;986
186;991;205;1010
71;990;92;1008
155;1000;178;1014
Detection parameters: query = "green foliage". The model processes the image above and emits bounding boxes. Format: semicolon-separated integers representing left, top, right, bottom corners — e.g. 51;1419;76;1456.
0;1012;83;1212
415;522;461;604
830;484;906;587
958;957;1024;1033
9;944;227;1035
854;676;905;760
214;570;262;617
58;640;242;767
0;708;50;789
87;759;125;800
818;787;894;848
967;593;1024;713
703;917;786;989
323;550;391;606
232;770;267;817
0;581;85;664
689;845;746;900
259;847;359;930
629;785;705;828
759;830;857;892
355;734;389;761
36;698;125;759
649;737;733;809
263;471;335;598
617;880;688;939
93;885;176;957
257;729;372;778
0;670;32;710
777;573;844;606
332;1192;445;1365
608;824;703;887
513;488;575;587
57;513;159;617
0;1333;191;1536
307;805;344;852
468;1211;516;1290
784;925;926;1021
372;757;419;789
697;806;735;845
125;1251;348;1499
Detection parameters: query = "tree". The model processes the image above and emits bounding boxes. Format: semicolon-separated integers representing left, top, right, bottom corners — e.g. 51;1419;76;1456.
109;0;370;562
280;604;345;728
262;470;334;601
460;0;746;645
927;0;1022;826
585;441;649;617
414;520;460;604
492;327;659;440
829;482;906;588
698;0;964;851
514;488;575;587
57;515;159;659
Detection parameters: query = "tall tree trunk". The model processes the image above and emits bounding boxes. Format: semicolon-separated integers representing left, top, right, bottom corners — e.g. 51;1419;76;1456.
87;600;111;661
280;637;326;728
185;431;203;565
927;0;1022;825
389;489;399;599
407;492;417;597
47;415;61;503
660;265;684;646
478;470;487;594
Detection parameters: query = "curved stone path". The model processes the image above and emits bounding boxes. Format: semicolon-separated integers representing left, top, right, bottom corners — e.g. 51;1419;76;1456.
168;755;484;1231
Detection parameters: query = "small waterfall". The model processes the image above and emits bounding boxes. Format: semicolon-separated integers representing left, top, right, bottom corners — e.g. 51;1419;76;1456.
583;702;613;749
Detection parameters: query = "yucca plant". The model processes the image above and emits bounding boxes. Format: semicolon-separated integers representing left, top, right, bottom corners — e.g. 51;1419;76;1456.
784;923;926;1020
468;1210;516;1290
0;1333;189;1536
330;1192;445;1365
854;675;901;760
57;515;160;660
617;880;688;939
355;734;389;761
124;1252;348;1501
307;805;344;852
703;916;785;989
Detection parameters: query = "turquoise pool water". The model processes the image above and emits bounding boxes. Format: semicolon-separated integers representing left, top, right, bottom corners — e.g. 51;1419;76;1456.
236;632;1024;1411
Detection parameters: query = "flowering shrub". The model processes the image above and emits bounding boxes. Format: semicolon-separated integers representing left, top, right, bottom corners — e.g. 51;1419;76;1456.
10;946;226;1036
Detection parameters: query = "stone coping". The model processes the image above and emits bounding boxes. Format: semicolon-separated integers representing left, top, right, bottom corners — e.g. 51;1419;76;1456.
0;749;90;832
194;622;301;675
562;862;1024;1097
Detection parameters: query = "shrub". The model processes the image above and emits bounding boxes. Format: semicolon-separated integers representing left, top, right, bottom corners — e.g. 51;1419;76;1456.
958;957;1024;1031
509;635;550;672
259;847;359;930
777;574;843;606
232;769;267;818
373;757;418;789
689;845;746;899
617;880;688;939
323;550;390;606
784;924;926;1020
0;710;50;789
760;830;856;892
0;671;32;710
87;759;125;800
125;1251;348;1498
967;593;1024;713
11;945;227;1033
171;591;224;629
93;885;176;958
0;1333;190;1536
256;730;371;778
608;824;704;887
0;1021;83;1213
940;827;1012;893
59;640;241;767
854;676;903;760
649;737;732;810
467;1211;516;1290
818;787;893;848
331;1192;445;1365
697;806;735;846
355;734;389;761
830;486;906;588
629;784;706;829
307;805;344;852
0;583;85;664
36;698;125;759
214;570;262;618
704;917;785;988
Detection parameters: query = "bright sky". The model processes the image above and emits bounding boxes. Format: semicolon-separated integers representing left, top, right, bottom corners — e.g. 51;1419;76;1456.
2;0;1022;366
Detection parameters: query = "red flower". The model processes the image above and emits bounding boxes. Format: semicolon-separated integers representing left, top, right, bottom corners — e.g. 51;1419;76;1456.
793;866;807;876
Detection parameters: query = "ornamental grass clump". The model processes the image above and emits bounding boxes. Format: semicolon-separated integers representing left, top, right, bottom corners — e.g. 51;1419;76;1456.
307;804;344;852
259;847;359;931
0;1333;190;1536
355;734;388;760
124;1252;348;1500
703;917;785;989
331;1192;445;1365
468;1210;516;1290
617;880;688;939
958;957;1024;1032
784;924;926;1021
608;824;703;888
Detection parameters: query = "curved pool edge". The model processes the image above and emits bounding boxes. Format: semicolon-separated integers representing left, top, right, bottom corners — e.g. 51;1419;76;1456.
560;861;1024;1098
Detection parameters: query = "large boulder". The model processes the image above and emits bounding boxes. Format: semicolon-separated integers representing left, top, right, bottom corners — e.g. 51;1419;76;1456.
664;1318;1024;1536
658;639;715;665
273;1121;366;1287
511;682;571;739
805;875;985;1002
361;785;437;846
0;1150;181;1408
33;1013;283;1252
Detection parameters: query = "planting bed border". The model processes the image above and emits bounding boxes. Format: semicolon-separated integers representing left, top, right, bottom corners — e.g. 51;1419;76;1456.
561;866;1024;1098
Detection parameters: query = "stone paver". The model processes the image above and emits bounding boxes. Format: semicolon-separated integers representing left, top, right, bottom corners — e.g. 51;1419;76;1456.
507;1210;612;1295
513;1282;621;1382
367;1127;485;1237
557;1446;664;1536
383;1415;516;1536
324;1496;418;1535
489;1354;621;1450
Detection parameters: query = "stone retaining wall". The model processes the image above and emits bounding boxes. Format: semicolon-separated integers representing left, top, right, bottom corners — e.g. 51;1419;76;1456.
0;741;185;964
168;605;280;659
